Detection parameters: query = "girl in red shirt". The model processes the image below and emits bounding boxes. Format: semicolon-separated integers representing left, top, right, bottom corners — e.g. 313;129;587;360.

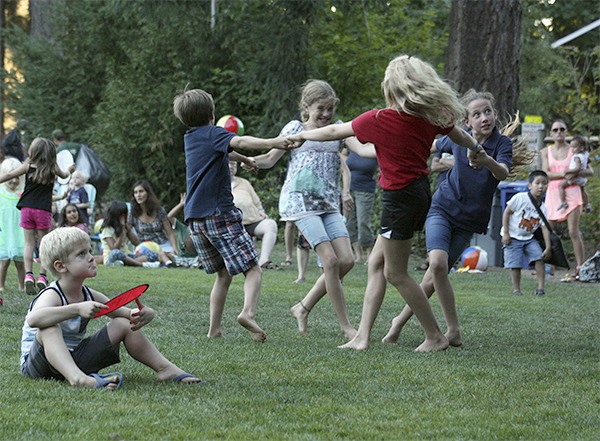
288;55;482;352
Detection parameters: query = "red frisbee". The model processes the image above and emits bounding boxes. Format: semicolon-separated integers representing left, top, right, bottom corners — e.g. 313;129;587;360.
93;284;149;318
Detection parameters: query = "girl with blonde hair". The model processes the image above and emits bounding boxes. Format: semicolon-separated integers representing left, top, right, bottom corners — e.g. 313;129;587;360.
253;79;356;340
288;55;484;352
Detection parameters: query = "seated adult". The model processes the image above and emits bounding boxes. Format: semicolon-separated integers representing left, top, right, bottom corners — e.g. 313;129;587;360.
229;160;278;269
128;180;177;262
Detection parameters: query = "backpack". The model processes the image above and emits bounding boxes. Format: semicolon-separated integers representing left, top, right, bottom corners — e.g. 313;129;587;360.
578;251;600;283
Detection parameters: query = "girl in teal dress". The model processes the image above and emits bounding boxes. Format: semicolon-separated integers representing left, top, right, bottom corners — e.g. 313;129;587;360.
0;157;25;292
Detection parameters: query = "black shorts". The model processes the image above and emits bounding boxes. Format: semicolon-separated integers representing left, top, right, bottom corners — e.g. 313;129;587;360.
244;220;260;236
380;176;431;240
21;326;120;380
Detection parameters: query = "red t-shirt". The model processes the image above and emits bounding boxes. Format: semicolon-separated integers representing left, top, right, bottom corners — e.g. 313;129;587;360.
352;109;453;190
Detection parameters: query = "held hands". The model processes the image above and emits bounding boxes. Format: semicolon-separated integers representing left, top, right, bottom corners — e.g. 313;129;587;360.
80;301;109;319
270;136;296;151
129;300;155;331
468;147;487;169
68;164;76;174
240;156;259;175
287;133;305;148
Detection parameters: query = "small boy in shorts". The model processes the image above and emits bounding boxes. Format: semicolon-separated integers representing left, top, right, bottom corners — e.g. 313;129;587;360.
172;88;292;342
20;227;202;389
501;170;552;296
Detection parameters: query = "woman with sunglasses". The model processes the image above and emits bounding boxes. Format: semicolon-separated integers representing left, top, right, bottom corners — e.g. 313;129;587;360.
541;119;594;277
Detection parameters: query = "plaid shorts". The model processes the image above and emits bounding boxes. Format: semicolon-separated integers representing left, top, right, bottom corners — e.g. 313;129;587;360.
188;208;258;276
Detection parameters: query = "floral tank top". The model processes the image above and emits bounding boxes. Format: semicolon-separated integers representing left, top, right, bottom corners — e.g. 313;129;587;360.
278;120;343;221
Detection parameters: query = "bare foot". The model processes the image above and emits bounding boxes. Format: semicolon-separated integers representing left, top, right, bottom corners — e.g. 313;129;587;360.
414;336;449;352
342;326;357;340
156;366;203;384
290;303;309;335
237;313;267;343
381;317;404;344
207;329;223;338
445;330;463;347
338;335;369;350
293;277;305;284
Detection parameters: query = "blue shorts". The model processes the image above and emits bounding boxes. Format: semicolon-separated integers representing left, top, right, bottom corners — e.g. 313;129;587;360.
503;238;543;268
21;326;120;380
425;211;474;269
188;208;258;276
294;212;348;249
380;176;431;240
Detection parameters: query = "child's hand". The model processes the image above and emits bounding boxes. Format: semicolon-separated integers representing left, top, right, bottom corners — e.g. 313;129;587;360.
468;148;487;169
179;193;186;207
564;171;576;180
241;157;259;175
129;302;155;331
272;136;297;150
342;192;354;214
542;248;552;261
68;164;76;173
287;134;305;148
80;301;109;319
501;234;511;246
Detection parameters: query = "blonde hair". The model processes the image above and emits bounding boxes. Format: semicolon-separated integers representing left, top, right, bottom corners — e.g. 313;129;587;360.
71;170;88;183
299;80;339;122
0;157;25;192
173;88;215;128
381;55;464;127
27;137;57;185
40;227;91;278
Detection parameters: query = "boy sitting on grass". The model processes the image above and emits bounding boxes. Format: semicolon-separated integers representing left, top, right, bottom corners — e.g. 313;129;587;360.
501;170;551;296
20;227;202;390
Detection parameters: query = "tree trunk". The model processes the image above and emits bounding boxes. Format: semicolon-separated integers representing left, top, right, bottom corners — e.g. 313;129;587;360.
444;0;522;122
29;0;52;39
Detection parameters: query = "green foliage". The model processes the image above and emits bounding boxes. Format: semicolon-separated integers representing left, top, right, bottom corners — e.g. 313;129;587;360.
1;256;598;440
519;0;600;134
2;0;597;227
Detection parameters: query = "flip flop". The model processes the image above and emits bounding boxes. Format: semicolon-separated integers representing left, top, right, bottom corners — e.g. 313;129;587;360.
172;373;205;384
90;371;124;389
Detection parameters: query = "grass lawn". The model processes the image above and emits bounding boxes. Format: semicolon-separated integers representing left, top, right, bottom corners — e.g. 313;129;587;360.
0;250;598;440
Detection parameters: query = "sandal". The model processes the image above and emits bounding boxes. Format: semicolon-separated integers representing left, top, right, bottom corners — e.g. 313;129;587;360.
260;261;280;270
280;260;292;267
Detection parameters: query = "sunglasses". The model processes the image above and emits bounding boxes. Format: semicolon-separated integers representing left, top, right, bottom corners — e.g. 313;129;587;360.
552;127;566;132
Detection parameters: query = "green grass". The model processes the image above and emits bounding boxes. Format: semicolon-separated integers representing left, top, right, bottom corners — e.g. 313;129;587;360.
1;251;598;440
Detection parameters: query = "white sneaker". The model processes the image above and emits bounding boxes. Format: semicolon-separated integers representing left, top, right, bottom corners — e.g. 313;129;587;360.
142;261;161;268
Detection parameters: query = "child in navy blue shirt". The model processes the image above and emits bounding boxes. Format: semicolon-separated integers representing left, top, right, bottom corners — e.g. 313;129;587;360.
173;88;292;342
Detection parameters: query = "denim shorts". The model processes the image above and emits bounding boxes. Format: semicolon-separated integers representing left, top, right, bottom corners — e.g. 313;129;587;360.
425;211;474;269
294;212;349;249
21;326;120;380
503;238;543;268
188;208;258;276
